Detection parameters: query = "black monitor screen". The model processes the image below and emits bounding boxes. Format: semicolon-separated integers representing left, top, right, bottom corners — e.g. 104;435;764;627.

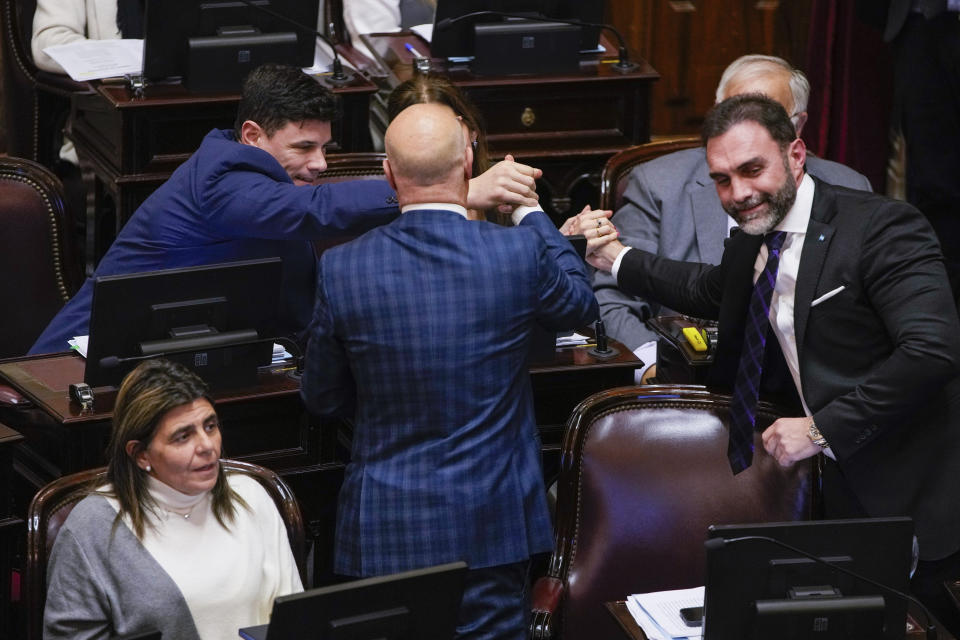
85;258;282;389
239;561;468;640
143;0;319;91
431;0;604;59
704;518;914;640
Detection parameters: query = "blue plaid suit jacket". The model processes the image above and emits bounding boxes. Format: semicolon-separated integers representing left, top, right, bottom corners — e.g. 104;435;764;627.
301;208;598;576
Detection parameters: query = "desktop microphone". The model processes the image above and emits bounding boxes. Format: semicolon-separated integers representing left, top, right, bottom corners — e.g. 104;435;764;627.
705;536;938;640
588;319;620;360
99;353;155;370
233;0;354;86
434;11;639;73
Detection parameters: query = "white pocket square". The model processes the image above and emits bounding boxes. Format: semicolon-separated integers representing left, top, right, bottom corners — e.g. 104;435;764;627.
811;285;846;307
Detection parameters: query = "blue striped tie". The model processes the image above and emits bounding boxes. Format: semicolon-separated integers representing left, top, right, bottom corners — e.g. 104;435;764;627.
728;231;787;474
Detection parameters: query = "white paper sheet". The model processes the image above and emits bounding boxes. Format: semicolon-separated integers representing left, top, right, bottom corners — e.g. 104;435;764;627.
43;39;143;81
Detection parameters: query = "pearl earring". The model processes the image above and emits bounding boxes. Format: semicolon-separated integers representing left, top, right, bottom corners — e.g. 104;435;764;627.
145;465;152;472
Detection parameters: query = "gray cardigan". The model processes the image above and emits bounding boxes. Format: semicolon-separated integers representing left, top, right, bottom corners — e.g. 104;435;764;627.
43;495;202;640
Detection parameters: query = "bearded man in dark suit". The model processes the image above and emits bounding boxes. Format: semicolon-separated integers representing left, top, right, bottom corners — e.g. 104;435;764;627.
577;93;960;634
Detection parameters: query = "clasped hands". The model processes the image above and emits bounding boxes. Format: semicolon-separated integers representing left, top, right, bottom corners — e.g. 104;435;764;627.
557;208;824;470
559;208;622;272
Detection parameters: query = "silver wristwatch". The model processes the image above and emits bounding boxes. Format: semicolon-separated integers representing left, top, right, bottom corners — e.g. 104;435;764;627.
808;419;828;449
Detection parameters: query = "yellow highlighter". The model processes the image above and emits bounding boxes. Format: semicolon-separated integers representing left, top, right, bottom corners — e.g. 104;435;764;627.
682;327;709;352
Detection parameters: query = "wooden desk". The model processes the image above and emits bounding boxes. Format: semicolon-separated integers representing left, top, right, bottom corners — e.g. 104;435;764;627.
0;344;637;597
0;344;637;525
358;33;659;223
604;600;952;640
70;74;378;263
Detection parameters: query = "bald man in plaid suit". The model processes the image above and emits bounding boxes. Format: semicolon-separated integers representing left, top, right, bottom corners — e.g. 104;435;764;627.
300;102;598;639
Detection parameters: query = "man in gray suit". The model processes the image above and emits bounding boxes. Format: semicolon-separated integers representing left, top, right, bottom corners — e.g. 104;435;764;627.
594;55;871;380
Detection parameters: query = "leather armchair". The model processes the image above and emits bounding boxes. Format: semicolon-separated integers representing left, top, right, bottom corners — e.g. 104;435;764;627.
0;0;91;166
312;152;390;256
599;136;701;211
530;385;819;640
0;155;80;358
24;459;307;640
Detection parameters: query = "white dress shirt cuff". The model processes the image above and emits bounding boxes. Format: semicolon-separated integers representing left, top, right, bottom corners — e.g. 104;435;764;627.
611;246;633;281
633;340;658;383
512;205;542;225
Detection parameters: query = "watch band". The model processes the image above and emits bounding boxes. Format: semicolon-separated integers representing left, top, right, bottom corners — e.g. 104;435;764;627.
808;419;828;449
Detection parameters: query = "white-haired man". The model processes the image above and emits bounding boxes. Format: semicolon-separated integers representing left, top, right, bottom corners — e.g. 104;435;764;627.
590;55;871;381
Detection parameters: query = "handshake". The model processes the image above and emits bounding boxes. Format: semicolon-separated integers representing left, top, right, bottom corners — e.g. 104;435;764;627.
560;206;624;273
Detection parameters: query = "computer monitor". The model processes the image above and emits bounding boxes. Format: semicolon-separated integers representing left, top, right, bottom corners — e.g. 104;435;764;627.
85;258;281;390
142;0;319;92
430;0;604;61
238;561;468;640
704;517;915;640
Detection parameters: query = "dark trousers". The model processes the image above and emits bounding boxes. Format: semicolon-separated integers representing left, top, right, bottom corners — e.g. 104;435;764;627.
455;560;530;640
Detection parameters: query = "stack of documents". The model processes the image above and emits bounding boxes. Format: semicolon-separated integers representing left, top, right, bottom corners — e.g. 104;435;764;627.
43;39;144;82
556;332;590;347
625;586;704;640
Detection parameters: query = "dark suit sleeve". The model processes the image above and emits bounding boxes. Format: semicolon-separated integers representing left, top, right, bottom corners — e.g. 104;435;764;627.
593;165;665;351
812;199;960;459
519;211;599;329
300;259;356;418
617;247;724;321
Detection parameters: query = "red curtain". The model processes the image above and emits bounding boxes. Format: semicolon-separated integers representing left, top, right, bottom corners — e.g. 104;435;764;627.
804;0;894;192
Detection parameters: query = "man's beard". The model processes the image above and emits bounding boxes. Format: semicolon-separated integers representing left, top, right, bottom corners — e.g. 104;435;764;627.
724;165;798;236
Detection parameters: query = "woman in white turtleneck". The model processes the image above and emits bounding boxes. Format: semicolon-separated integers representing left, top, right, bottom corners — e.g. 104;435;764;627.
43;359;303;640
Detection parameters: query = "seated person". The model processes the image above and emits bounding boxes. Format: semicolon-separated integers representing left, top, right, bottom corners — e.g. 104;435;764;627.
44;358;302;640
388;73;542;224
343;0;435;59
591;54;872;381
29;63;540;355
389;74;603;230
31;0;128;74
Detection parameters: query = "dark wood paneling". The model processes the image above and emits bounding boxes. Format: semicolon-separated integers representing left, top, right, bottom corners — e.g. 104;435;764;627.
606;0;813;136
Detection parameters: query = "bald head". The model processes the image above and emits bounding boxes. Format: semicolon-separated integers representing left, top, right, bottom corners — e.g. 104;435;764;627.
384;103;470;195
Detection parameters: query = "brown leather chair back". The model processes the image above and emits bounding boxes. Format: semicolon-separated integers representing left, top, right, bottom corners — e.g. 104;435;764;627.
25;459;307;640
531;385;819;640
1;0;89;164
599;136;702;212
312;152;390;255
0;156;79;357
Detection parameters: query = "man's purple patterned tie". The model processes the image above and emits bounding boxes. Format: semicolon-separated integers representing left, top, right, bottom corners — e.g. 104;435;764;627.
728;231;786;474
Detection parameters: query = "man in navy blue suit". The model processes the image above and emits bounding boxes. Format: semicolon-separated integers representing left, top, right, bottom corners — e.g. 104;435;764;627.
300;102;598;639
30;64;543;355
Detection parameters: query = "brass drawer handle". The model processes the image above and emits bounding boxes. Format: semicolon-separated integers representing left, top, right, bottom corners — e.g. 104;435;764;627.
521;107;536;128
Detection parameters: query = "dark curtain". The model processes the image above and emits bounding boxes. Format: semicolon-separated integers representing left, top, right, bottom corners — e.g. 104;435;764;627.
804;0;894;192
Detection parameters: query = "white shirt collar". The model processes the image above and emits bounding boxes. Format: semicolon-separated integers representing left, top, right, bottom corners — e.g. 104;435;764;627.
774;172;815;235
401;203;468;219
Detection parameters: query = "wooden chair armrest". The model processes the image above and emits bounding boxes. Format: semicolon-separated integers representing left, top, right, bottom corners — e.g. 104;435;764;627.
532;576;564;613
0;385;29;408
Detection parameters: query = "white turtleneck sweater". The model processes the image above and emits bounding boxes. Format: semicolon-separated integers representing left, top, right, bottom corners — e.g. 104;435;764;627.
44;472;303;640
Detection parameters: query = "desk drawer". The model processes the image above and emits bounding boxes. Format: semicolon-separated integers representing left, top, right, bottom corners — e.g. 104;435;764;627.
463;79;647;150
